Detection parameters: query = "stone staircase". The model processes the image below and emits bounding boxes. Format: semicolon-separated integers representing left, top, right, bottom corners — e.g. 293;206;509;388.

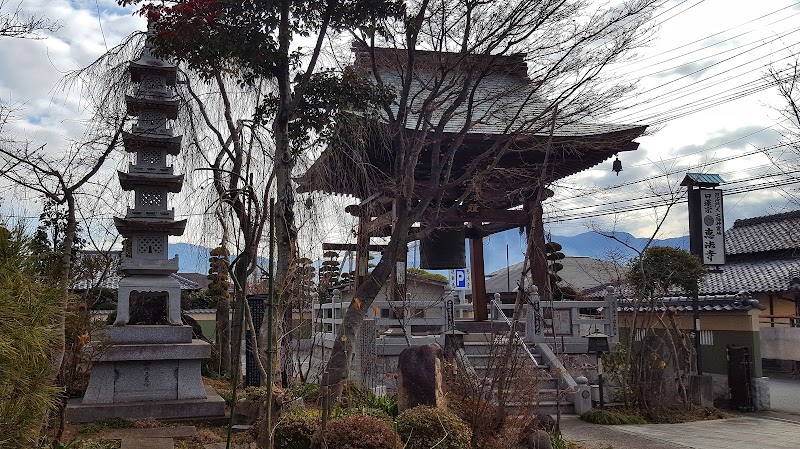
458;330;577;416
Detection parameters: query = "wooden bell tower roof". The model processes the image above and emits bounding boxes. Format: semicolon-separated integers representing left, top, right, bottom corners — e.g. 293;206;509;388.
297;47;647;207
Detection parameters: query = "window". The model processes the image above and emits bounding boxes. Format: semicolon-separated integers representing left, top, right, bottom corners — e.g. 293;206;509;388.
700;330;714;346
137;110;166;130
140;191;164;207
140;75;167;92
381;307;404;319
137;236;163;255
139;150;162;165
413;308;425;318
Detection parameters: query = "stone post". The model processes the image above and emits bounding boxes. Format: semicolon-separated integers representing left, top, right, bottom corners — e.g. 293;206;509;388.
526;285;544;343
604;286;620;346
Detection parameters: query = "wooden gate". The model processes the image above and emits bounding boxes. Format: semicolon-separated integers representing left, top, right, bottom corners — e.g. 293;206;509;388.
727;345;754;411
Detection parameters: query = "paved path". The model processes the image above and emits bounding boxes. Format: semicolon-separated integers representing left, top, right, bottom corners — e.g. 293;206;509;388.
561;415;800;449
99;425;198;449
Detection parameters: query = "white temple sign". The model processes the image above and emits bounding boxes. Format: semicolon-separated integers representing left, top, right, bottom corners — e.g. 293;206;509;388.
698;188;725;265
544;308;573;336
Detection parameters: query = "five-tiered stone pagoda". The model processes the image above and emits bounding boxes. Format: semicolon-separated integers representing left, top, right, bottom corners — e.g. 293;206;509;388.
67;24;225;422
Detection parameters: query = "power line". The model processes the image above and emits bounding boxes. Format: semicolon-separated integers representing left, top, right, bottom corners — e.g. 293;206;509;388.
616;3;800;71
613;36;800;123
547;177;799;222
549;141;800;206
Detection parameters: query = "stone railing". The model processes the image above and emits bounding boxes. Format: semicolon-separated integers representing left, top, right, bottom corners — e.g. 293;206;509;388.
312;290;446;354
526;286;620;354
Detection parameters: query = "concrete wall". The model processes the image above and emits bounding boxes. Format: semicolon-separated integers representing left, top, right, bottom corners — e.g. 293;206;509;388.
760;326;800;361
619;309;762;377
701;330;762;377
341;277;446;304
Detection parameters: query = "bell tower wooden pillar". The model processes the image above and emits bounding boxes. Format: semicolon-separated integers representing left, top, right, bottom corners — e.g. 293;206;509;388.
468;226;488;321
526;191;552;302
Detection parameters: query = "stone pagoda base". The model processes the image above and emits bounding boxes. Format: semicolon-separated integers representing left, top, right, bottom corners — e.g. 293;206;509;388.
66;325;225;423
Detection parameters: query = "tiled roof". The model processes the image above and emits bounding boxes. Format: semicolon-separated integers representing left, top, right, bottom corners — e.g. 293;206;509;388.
618;293;758;313
680;173;725;186
378;72;643;137
699;258;800;295
725;210;800;256
482;256;624;294
73;272;201;291
591;258;800;298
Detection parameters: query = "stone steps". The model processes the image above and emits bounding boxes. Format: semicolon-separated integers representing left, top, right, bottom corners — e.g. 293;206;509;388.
458;331;577;415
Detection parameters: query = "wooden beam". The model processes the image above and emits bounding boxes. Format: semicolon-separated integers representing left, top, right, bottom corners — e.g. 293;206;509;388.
322;243;388;252
426;206;529;225
364;211;394;236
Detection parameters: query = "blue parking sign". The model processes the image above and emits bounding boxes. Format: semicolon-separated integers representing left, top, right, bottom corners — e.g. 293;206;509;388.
452;268;469;290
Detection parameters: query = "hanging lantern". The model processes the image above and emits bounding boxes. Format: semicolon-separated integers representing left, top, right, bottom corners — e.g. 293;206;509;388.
612;156;623;176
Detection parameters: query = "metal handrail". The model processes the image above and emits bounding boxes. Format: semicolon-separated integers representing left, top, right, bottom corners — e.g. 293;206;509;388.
490;298;540;367
454;347;478;380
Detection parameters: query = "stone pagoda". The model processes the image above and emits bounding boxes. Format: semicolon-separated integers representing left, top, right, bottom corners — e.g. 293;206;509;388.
67;24;225;422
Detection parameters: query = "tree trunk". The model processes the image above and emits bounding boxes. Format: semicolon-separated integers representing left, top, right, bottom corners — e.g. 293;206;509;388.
48;194;76;385
231;255;250;384
266;0;297;385
323;214;409;399
216;297;231;376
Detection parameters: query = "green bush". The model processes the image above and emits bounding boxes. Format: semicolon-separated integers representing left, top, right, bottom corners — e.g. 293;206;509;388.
314;414;401;449
396;406;471;449
337;406;392;422
274;412;319;449
292;382;321;403
0;226;61;448
580;409;646;425
365;394;398;419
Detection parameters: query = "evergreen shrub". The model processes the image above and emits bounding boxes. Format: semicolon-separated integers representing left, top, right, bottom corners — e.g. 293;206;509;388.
396;406;471;449
314;414;401;449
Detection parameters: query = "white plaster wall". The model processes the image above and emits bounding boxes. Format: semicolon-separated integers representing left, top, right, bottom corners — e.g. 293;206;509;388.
760;327;800;361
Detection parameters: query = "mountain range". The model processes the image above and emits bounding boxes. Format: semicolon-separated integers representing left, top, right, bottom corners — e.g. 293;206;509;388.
480;229;689;274
170;231;689;275
167;242;270;274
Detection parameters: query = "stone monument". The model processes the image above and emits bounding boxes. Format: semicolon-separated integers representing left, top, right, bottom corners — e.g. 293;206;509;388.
397;344;446;412
67;25;225;422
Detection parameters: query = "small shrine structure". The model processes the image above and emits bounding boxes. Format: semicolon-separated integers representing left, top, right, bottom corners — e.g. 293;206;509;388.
67;24;225;422
298;47;647;322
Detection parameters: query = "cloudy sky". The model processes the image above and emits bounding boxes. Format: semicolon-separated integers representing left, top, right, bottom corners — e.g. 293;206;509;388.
1;0;799;253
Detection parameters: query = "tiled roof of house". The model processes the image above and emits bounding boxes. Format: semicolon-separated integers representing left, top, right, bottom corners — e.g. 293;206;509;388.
590;258;800;299
698;258;800;295
482;256;624;294
73;272;201;291
618;293;759;313
725;210;800;256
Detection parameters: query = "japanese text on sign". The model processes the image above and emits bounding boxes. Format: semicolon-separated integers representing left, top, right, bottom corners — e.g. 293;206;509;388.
698;188;725;265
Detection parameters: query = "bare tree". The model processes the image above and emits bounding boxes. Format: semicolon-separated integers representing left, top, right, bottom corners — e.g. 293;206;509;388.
766;56;800;205
589;168;702;411
0;33;136;441
0;0;60;39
